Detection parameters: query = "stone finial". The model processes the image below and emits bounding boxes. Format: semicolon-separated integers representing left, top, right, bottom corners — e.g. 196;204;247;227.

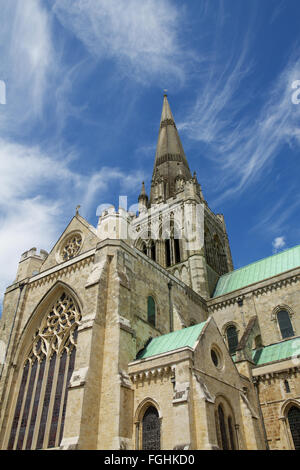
138;182;148;202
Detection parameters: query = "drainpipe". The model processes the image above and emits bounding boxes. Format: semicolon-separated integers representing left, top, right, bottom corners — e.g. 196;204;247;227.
168;281;173;332
0;282;25;380
253;377;269;450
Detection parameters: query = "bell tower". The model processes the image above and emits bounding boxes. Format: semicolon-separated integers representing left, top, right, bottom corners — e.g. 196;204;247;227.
131;95;233;298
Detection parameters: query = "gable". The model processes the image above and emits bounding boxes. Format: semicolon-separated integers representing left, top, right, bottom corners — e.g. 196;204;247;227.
193;317;242;385
40;215;99;272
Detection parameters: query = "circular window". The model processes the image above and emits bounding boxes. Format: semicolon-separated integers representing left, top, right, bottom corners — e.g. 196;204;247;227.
211;346;223;369
211;349;219;367
60;233;83;261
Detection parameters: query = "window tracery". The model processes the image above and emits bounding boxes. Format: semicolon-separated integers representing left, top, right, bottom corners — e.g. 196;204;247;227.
60;233;82;261
142;406;161;450
8;292;81;450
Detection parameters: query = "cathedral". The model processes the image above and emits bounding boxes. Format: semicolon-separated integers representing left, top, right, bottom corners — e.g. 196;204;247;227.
0;95;299;451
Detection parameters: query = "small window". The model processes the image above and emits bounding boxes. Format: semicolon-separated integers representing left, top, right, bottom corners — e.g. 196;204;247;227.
284;380;291;393
218;405;229;450
142;243;147;255
277;310;294;339
165;240;171;267
226;326;238;355
174;238;180;264
147;296;156;326
211;349;219;367
150;242;156;262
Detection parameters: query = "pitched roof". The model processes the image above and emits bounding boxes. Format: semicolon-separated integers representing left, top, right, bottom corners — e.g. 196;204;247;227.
136;322;207;360
252;337;300;366
213;244;300;297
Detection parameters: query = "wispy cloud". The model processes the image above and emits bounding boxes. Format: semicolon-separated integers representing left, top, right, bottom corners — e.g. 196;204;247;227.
52;0;192;86
180;48;300;205
0;0;56;133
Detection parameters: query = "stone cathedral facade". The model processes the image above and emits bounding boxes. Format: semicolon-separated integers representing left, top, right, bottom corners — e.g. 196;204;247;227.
0;96;299;451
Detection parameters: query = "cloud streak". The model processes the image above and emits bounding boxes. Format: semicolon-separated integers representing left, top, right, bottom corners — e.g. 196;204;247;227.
0;0;56;133
180;47;300;206
52;0;192;86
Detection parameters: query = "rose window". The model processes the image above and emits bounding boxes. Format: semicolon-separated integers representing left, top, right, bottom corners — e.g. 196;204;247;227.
61;234;82;261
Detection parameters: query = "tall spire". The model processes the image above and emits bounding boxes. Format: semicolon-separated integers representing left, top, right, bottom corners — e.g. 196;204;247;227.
150;95;192;204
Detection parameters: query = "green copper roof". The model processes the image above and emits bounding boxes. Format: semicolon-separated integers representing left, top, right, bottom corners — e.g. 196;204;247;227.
136;322;207;360
252;337;300;366
213;244;300;297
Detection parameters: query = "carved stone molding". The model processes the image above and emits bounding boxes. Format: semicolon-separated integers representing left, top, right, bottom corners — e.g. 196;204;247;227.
69;366;89;388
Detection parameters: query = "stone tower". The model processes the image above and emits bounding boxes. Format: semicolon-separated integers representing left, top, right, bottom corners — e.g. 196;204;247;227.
131;94;233;299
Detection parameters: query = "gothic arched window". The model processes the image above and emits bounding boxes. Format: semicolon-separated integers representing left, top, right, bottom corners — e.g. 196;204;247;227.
142;406;160;450
218;405;229;450
7;292;81;450
226;326;239;355
277;310;294;339
150;241;156;262
147;296;156;326
287;406;300;450
165;240;171;267
174;238;180;264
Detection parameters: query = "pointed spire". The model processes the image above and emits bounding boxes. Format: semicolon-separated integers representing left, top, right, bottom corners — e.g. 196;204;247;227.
138;181;148;214
138;182;148;201
150;95;192;204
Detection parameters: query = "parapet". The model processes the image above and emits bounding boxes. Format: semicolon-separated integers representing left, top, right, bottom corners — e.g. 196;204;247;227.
20;248;49;262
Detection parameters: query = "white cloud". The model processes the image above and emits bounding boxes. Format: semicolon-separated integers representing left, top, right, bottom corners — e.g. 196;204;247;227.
0;138;144;310
0;0;56;132
272;236;286;253
53;0;190;85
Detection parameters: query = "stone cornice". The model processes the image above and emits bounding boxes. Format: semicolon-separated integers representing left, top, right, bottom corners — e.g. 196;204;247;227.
129;365;175;384
27;255;95;290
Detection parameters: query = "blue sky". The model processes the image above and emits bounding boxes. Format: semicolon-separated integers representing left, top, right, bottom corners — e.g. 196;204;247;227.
1;0;300;308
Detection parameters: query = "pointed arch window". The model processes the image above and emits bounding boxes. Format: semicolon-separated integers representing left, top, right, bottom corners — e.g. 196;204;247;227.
147;296;156;326
7;292;80;450
165;240;171;267
142;406;160;450
150;241;156;262
226;325;239;355
218;405;229;450
287;406;300;450
174;238;181;264
277;310;294;339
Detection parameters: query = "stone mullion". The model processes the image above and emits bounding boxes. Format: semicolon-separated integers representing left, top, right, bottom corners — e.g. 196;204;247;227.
30;357;51;449
22;361;40;449
13;361;32;450
55;353;70;448
42;353;60;449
